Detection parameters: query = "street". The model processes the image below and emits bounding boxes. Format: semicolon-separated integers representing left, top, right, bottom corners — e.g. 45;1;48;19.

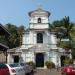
33;69;61;75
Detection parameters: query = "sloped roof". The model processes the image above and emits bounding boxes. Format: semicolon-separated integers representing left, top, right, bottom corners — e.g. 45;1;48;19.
0;43;8;50
0;24;10;35
28;8;50;17
0;24;10;50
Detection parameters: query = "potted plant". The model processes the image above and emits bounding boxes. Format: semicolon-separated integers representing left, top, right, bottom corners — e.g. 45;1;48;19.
27;61;36;69
45;61;55;69
64;57;73;65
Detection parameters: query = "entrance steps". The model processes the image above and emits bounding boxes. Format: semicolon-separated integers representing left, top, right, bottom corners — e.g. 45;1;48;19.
36;67;47;69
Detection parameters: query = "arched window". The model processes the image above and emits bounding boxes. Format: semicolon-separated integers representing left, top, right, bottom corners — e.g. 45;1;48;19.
37;33;43;43
38;18;41;23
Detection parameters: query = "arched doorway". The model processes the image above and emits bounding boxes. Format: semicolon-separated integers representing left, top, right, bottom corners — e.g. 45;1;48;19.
61;56;66;66
36;53;44;67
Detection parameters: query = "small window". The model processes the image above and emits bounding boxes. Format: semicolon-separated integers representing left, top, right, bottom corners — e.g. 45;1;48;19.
37;33;43;43
38;18;41;23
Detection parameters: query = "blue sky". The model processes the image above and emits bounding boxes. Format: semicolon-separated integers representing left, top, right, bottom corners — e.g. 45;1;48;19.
0;0;75;27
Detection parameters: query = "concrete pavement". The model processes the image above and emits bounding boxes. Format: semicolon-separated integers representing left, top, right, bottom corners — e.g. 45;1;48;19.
33;69;61;75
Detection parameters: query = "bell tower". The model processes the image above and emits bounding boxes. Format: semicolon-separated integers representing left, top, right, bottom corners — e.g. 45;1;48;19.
28;7;51;29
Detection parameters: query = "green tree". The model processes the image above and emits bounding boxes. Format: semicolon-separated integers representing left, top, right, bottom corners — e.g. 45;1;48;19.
5;23;18;48
5;23;25;48
51;16;74;48
17;25;25;46
51;16;74;58
61;16;74;50
70;25;75;59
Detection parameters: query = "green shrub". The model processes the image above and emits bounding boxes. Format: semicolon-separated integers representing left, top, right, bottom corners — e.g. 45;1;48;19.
45;61;55;69
27;61;36;69
64;58;73;65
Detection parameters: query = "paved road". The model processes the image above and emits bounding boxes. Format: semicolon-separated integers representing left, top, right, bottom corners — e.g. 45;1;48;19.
33;69;61;75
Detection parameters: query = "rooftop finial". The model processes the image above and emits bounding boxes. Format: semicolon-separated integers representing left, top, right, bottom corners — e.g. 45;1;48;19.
38;4;42;10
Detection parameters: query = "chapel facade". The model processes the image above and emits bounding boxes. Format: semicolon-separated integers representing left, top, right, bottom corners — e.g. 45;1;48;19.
7;8;71;68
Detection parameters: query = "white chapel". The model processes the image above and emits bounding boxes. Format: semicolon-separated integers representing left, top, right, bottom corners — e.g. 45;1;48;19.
7;8;72;68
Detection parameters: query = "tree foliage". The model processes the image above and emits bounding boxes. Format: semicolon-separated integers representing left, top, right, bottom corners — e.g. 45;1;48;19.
4;23;25;48
51;16;75;59
0;16;75;59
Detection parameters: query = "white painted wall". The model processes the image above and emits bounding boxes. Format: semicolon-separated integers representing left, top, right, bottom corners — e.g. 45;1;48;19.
7;54;12;63
21;7;57;49
44;51;58;67
24;51;34;62
29;11;49;29
30;16;48;24
21;30;57;50
30;24;49;29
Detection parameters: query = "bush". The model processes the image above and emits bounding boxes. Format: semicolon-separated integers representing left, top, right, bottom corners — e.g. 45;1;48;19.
45;61;55;69
27;61;36;69
64;58;73;65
